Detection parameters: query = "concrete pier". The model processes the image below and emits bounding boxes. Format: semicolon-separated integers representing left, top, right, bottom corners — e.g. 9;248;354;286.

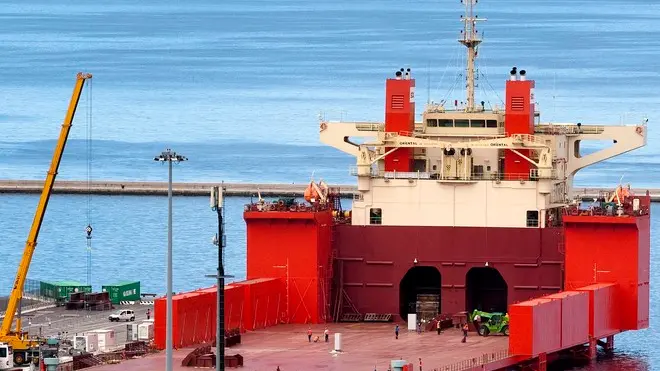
0;179;355;197
0;179;658;201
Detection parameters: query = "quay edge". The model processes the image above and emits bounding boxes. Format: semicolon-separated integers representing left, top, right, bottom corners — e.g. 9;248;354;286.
0;179;355;198
0;179;658;201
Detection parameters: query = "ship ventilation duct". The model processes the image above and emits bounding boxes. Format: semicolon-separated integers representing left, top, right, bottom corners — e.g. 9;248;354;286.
509;67;518;81
395;71;403;80
405;68;411;80
520;70;527;81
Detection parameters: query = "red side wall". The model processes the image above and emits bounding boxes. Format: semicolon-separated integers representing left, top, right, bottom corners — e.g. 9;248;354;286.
333;225;564;318
222;285;249;332
564;215;650;331
384;78;415;172
154;291;218;350
153;279;286;350
575;283;618;339
233;278;287;330
245;211;333;324
542;291;589;348
509;298;561;356
504;79;535;180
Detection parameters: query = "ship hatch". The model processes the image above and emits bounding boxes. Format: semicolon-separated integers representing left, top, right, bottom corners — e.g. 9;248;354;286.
399;266;441;322
465;267;508;313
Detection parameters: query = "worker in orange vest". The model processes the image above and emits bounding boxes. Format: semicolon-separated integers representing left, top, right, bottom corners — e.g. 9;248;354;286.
307;327;312;342
462;323;469;343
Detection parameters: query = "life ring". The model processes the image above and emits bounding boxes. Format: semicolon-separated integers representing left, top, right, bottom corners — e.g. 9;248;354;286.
320;122;328;131
636;126;643;135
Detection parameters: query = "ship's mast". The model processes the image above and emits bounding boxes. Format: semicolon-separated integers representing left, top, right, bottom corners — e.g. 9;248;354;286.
459;0;486;112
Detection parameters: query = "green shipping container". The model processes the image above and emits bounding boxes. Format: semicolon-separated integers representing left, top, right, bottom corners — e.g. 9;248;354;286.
39;281;92;300
101;281;141;304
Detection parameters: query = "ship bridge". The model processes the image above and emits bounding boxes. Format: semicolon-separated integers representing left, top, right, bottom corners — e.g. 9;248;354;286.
320;69;646;229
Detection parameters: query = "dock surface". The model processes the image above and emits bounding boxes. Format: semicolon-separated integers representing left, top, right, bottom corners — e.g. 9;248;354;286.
18;304;153;348
0;179;658;200
87;323;508;370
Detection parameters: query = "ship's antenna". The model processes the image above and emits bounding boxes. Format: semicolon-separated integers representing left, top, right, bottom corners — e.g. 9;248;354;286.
459;0;486;112
427;61;431;105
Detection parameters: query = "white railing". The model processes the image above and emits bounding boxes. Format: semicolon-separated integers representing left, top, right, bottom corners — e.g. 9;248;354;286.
348;166;558;181
354;122;383;131
535;124;605;135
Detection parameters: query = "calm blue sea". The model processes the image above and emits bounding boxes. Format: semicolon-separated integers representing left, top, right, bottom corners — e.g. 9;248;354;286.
0;0;658;369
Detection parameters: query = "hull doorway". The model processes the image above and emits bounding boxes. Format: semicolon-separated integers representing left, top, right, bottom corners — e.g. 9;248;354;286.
399;266;441;323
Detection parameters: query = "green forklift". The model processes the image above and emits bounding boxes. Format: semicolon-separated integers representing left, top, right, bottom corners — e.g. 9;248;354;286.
469;309;509;336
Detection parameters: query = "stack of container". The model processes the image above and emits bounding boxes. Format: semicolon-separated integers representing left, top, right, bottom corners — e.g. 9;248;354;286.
415;294;439;324
40;281;92;303
101;281;141;304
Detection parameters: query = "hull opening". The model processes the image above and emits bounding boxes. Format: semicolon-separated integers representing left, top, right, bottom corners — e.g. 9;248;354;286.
466;267;508;313
399;266;441;323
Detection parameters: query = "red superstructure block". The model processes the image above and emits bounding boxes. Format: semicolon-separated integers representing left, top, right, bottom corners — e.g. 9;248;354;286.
245;210;333;324
384;76;415;172
564;210;650;331
503;77;535;180
509;298;561;356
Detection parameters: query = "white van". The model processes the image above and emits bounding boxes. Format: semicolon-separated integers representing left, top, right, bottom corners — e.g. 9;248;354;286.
108;309;135;322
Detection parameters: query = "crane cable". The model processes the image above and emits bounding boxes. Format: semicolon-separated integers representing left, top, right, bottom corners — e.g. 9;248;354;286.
85;79;93;287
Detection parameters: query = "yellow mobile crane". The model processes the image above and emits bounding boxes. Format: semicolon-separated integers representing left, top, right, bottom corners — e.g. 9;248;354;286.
0;72;92;366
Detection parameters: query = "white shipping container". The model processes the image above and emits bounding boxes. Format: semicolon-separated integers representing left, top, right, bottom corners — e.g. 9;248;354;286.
91;329;116;352
74;333;98;353
138;323;154;341
129;324;139;341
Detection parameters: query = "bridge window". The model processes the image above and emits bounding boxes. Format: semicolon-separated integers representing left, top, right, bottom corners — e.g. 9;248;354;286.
0;347;5;358
426;119;438;127
486;120;498;128
470;119;486;128
526;210;539;227
439;119;453;127
455;119;469;127
370;208;382;225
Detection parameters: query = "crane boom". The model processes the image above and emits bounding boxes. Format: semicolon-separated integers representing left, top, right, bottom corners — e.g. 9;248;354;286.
0;73;92;347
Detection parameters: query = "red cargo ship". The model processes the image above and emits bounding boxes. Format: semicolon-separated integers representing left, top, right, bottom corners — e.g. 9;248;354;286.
245;0;648;324
152;1;650;369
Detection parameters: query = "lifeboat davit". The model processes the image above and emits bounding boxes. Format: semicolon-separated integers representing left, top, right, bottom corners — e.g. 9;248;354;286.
304;182;319;203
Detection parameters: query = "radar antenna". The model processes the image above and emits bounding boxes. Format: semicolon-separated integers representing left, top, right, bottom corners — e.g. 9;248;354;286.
459;0;486;112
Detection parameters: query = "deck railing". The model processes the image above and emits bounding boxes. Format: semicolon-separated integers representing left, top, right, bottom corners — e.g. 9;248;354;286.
437;348;510;371
348;167;557;181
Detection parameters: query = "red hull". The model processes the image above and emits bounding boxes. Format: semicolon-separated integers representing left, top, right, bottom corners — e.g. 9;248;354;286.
333;225;564;319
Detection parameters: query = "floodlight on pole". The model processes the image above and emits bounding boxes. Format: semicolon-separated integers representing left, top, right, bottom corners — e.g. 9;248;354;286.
153;148;187;371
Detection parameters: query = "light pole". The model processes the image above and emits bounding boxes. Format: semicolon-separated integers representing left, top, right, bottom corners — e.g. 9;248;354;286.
207;186;232;371
154;148;187;371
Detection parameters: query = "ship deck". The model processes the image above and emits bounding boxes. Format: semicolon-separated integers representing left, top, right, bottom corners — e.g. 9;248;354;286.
89;323;509;370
